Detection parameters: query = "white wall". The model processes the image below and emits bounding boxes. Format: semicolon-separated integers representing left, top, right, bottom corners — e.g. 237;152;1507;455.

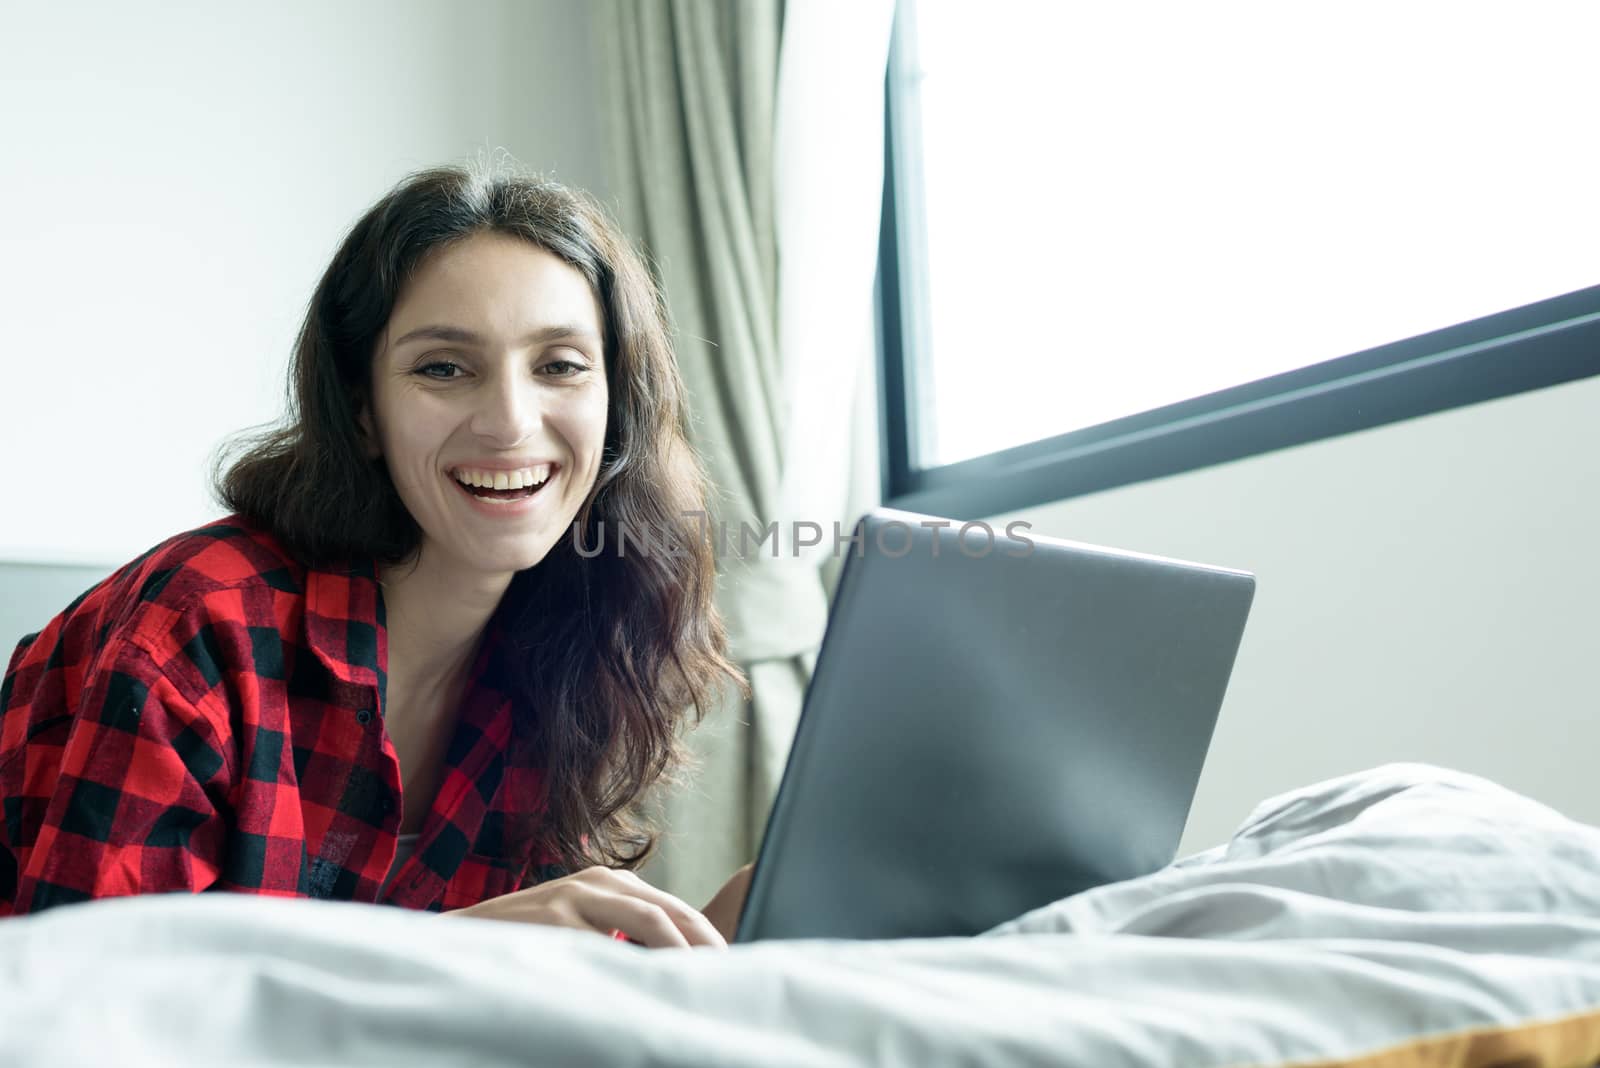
988;373;1600;856
1;0;607;565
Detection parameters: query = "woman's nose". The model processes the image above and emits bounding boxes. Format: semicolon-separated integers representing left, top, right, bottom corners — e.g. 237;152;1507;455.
468;371;543;446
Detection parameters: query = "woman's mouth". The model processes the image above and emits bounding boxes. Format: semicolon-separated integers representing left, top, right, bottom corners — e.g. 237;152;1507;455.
447;464;555;507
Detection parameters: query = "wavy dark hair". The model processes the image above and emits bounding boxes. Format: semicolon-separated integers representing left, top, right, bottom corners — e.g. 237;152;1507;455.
214;162;747;874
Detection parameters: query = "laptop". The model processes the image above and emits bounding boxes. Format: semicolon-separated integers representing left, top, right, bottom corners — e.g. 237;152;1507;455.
733;507;1255;942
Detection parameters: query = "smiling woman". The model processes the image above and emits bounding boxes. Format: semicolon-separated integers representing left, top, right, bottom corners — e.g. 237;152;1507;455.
0;164;751;946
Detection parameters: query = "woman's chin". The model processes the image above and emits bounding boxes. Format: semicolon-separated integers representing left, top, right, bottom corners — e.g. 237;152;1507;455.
479;530;569;575
416;527;565;581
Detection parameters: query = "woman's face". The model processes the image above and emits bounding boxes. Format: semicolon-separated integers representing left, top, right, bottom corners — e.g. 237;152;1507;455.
363;230;610;582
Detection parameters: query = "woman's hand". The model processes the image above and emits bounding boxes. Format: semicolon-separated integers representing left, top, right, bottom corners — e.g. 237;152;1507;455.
443;866;727;949
700;863;755;943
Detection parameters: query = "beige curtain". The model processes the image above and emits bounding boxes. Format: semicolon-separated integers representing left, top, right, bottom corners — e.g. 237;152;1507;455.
595;0;893;905
597;0;818;905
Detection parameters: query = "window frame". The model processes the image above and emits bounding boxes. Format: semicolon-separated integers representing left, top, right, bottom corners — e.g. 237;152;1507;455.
875;2;1600;521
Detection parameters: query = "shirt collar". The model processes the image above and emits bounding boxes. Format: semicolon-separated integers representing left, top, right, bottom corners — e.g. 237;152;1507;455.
304;559;526;774
303;558;386;688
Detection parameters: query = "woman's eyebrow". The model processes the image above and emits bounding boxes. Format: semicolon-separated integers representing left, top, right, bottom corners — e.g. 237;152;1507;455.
391;323;602;348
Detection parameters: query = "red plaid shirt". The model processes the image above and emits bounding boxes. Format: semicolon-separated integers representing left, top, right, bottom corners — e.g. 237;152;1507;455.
1;514;561;916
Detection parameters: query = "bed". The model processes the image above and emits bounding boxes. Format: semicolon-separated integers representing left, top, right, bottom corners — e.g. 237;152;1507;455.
4;762;1598;1067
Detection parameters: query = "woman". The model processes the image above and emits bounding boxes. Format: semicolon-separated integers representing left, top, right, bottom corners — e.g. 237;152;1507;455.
0;164;752;947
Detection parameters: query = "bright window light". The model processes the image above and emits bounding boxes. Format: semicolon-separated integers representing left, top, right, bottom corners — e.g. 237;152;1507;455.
903;1;1600;466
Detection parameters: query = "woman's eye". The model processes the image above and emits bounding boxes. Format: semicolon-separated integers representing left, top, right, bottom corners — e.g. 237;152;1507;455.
543;359;586;377
416;361;462;380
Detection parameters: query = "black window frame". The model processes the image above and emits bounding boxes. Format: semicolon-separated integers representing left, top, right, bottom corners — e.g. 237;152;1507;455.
876;0;1600;522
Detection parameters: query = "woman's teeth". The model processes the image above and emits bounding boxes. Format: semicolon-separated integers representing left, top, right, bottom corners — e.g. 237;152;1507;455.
449;465;553;504
450;465;552;490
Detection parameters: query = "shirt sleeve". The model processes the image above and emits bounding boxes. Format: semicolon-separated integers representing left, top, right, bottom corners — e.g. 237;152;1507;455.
5;643;231;915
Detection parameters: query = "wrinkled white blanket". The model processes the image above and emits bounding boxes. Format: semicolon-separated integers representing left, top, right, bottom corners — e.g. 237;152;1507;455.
4;763;1599;1068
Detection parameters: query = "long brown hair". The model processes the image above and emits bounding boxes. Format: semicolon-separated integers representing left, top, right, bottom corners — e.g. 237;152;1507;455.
214;162;747;874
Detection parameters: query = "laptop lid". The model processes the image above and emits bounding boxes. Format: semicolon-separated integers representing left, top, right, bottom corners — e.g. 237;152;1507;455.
734;508;1255;942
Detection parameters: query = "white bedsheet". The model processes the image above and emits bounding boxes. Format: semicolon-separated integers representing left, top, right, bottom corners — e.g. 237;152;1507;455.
4;763;1599;1067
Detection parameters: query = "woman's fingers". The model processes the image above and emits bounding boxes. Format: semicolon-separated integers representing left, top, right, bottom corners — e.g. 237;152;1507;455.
578;890;693;949
445;866;728;949
597;869;728;948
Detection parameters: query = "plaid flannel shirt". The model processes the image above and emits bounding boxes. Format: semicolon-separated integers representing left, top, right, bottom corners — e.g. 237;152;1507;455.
1;514;561;916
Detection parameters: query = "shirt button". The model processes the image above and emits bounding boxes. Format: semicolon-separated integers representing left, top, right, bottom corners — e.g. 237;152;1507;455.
356;708;373;725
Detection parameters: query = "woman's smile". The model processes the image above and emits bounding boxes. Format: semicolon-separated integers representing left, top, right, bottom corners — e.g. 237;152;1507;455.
445;462;561;518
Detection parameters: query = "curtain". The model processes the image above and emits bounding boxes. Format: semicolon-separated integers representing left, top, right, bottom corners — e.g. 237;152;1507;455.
596;0;895;905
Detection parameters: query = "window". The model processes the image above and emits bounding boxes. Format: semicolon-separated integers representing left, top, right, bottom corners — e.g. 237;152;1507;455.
878;0;1600;518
